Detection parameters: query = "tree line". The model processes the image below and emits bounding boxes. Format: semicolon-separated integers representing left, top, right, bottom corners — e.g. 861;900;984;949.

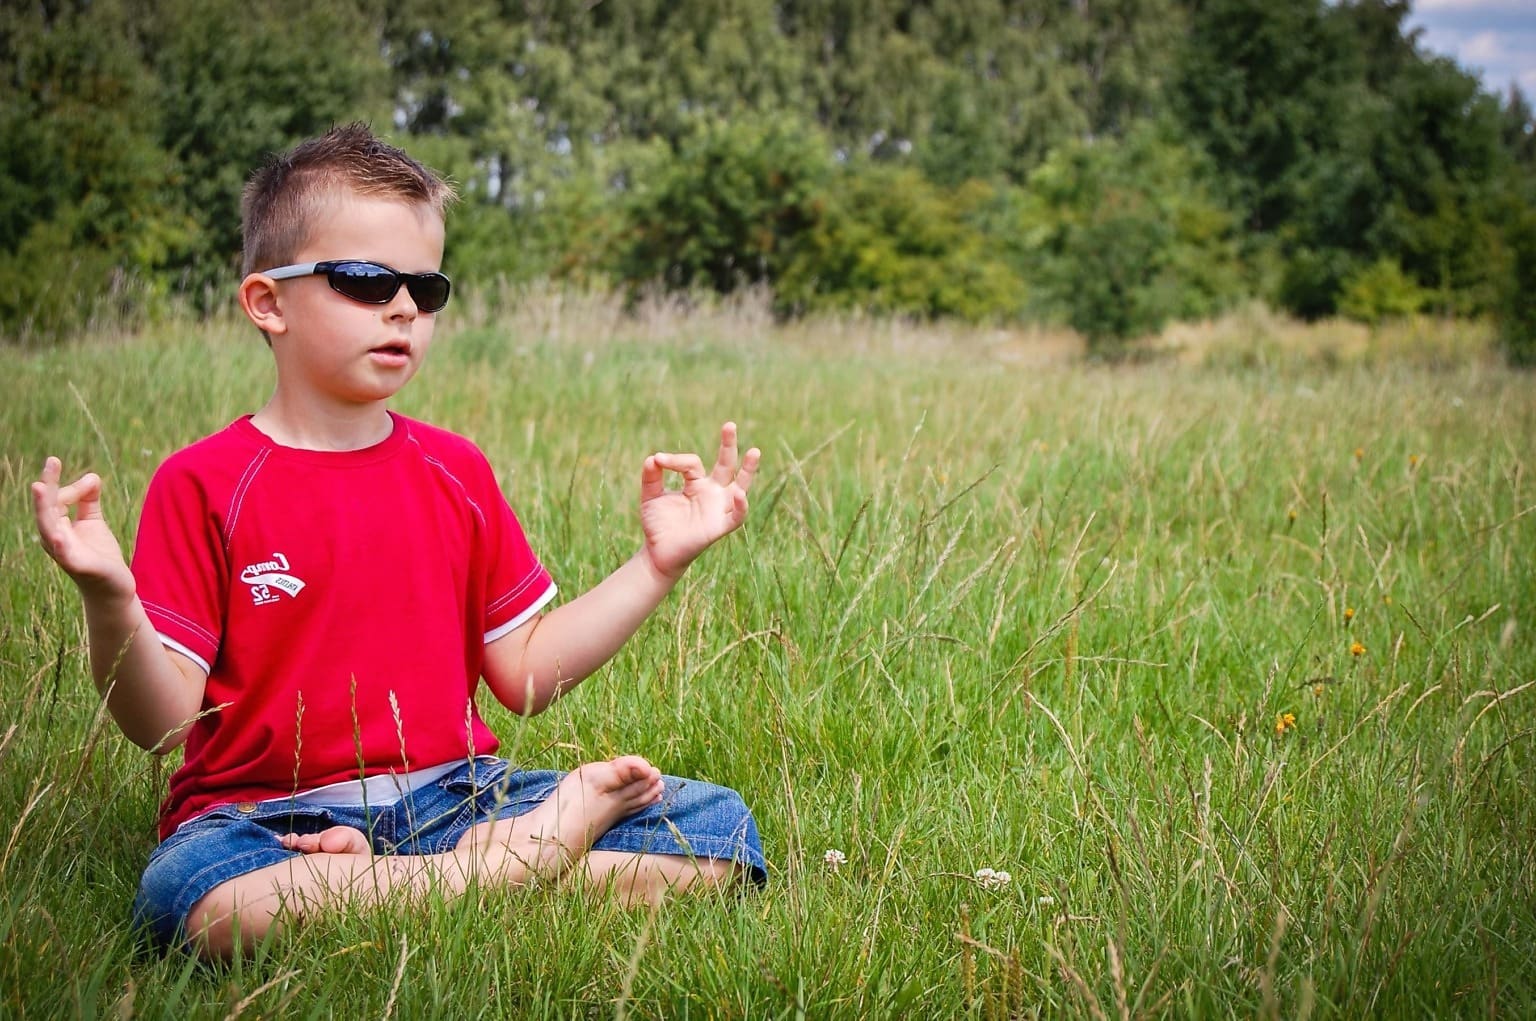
3;0;1534;358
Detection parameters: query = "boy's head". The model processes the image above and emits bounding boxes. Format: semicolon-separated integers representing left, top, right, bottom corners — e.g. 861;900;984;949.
241;122;456;277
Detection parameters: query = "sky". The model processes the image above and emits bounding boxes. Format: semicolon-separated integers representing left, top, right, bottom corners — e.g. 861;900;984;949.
1406;0;1536;100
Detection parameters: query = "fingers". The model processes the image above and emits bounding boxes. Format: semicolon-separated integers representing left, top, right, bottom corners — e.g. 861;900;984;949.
56;471;104;515
640;455;665;503
33;458;101;512
32;457;109;565
642;452;707;495
735;445;761;494
31;457;78;547
711;422;739;485
31;456;61;515
648;424;761;492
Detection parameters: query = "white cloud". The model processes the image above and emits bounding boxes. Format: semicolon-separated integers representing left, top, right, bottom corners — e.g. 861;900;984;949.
1407;5;1536;95
1416;0;1534;14
1463;31;1507;64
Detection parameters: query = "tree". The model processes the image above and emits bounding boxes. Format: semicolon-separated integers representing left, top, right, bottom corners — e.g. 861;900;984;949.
0;0;188;339
1014;125;1245;351
615;115;833;297
148;0;391;294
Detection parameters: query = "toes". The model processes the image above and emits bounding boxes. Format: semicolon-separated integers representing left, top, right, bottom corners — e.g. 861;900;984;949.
611;755;655;783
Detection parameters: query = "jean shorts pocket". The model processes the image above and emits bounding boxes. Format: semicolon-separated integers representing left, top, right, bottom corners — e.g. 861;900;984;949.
192;800;337;836
437;755;511;797
434;756;519;827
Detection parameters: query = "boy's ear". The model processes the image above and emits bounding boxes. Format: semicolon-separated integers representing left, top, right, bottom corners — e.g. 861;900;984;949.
238;274;288;336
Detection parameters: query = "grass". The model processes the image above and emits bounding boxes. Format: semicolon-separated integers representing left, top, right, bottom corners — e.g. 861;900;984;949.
1;296;1533;1017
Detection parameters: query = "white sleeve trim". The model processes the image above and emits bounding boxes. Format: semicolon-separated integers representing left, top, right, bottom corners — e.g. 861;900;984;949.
484;582;557;644
159;634;211;675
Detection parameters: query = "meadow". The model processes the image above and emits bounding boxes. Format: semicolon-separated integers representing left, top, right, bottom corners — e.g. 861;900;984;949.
1;294;1532;1018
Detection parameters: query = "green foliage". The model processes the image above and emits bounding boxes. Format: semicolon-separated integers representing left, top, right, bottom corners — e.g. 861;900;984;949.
778;170;1023;321
1275;245;1355;320
147;0;391;294
1337;257;1427;325
615;116;833;297
0;0;193;339
0;0;387;339
1015;127;1245;351
2;0;1534;345
1495;188;1536;366
1172;0;1521;321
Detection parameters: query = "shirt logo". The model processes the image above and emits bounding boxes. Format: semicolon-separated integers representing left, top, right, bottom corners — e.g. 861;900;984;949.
240;552;306;606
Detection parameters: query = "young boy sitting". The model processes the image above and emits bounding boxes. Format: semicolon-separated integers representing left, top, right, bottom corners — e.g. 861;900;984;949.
30;123;767;959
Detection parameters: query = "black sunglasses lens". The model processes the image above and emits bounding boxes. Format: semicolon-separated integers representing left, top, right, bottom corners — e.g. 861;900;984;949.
405;274;451;313
329;262;400;304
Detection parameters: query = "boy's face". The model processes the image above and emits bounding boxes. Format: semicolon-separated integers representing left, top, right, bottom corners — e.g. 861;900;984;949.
257;194;447;412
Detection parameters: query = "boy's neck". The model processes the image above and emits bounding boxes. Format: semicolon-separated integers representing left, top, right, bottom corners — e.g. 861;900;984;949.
250;399;396;452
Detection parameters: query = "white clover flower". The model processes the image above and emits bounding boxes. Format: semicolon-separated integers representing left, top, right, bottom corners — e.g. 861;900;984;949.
823;849;847;870
1037;895;1056;907
974;867;1011;890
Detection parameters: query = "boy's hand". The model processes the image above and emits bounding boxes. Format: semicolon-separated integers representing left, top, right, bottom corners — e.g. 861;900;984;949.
639;422;761;582
31;456;134;600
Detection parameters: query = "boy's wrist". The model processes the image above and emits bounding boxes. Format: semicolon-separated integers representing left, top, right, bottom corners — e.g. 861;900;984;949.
637;546;685;591
75;569;138;610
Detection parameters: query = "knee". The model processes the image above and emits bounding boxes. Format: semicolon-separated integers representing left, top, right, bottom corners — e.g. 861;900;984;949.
184;882;276;960
184;887;237;959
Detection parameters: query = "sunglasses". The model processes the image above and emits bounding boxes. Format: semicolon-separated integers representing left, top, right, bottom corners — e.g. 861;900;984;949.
261;260;452;313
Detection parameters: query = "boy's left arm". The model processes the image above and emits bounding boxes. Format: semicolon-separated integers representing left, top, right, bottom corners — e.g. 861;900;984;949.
482;422;761;716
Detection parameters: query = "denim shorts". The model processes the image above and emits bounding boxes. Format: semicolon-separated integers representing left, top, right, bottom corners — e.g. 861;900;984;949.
132;756;766;948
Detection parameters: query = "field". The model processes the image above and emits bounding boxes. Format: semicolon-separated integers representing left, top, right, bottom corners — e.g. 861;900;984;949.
2;296;1533;1018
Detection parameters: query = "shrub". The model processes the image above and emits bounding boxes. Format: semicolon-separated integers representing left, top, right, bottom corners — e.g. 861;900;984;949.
1496;198;1536;367
614;115;834;298
1337;257;1428;325
779;170;1025;321
1015;126;1246;353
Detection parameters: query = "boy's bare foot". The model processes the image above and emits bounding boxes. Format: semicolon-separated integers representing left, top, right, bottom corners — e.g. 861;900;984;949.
281;825;371;855
458;755;663;882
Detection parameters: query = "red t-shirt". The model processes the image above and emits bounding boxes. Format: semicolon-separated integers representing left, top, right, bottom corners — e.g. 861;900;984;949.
131;413;556;837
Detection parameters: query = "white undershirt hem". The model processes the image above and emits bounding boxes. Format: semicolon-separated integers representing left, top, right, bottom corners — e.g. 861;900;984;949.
288;759;465;807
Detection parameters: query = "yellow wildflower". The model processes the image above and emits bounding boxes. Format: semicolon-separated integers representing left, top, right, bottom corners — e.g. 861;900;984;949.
1350;641;1366;657
1343;606;1355;623
1275;712;1297;735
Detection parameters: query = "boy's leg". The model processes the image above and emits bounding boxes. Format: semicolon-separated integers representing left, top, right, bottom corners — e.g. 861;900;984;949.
182;847;463;957
182;756;663;958
579;851;743;906
568;771;768;904
282;756;662;859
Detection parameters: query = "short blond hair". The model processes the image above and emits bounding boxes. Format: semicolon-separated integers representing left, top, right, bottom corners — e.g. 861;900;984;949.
240;122;456;276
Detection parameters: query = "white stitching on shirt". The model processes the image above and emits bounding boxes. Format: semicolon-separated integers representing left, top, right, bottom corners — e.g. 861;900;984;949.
406;427;549;631
408;435;488;528
224;447;270;553
142;597;220;648
486;568;544;614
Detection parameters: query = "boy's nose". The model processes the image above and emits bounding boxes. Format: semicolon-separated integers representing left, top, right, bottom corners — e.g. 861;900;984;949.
384;291;418;319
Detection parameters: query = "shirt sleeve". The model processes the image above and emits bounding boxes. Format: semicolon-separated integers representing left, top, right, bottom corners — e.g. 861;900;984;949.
476;457;556;643
130;459;228;672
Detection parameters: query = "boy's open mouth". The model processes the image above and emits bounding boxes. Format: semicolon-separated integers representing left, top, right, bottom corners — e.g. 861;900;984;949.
370;341;411;357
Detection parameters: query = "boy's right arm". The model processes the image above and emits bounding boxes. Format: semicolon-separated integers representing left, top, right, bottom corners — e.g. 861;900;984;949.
32;457;206;752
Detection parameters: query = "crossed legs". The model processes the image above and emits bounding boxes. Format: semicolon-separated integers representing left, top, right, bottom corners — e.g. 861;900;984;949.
184;756;742;958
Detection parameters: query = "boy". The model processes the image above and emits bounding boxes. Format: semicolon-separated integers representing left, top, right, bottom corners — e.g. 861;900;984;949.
30;123;766;959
